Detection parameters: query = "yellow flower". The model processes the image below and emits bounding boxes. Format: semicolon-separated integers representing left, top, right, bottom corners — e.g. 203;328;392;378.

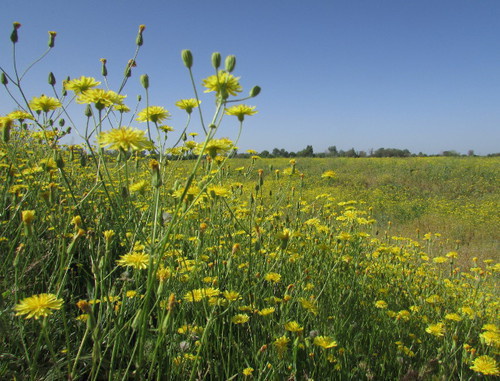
29;95;62;112
470;355;499;376
273;335;290;353
64;76;101;93
425;294;444;304
374;300;388;309
14;293;63;319
313;336;338;349
242;367;254;376
203;71;242;97
184;289;203;302
103;230;115;242
8;110;33;120
77;89;125;109
194;138;233;158
432;256;448;264
257;307;275;316
114;104;131;113
231;314;250;324
98;126;154;152
480;330;500;347
175;98;201;114
136;106;171;123
284;321;304;332
21;210;35;225
116;252;149;269
444;313;462;322
129;180;149;194
223;290;241;301
225;104;257;122
208;185;230;198
321;170;336;179
425;322;445;337
264;272;281;283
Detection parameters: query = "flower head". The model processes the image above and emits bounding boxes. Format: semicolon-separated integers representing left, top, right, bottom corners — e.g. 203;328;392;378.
98;126;154;152
194;138;233;158
14;293;63;319
225;104;257;122
470;355;499;376
116;252;150;269
231;314;250;324
29;95;62;112
64;76;101;93
321;170;336;179
425;322;445;337
175;98;201;114
136;106;171;123
284;321;304;333
313;336;338;349
77;89;125;110
203;71;242;97
8;110;34;121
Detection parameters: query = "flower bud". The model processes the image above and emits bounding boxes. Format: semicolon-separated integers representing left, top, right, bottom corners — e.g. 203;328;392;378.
225;55;236;73
48;31;57;48
211;52;221;69
125;59;136;78
59;119;65;127
84;105;92;117
1;72;8;85
182;50;193;68
100;58;108;77
136;25;145;46
140;74;149;89
48;72;56;86
11;22;21;44
250;85;261;98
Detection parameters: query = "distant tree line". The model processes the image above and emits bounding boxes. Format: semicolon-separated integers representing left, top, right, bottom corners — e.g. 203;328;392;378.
235;146;495;158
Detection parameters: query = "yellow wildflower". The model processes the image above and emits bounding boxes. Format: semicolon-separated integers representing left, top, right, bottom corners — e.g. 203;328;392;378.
284;321;304;333
29;95;62;112
313;336;338;349
202;71;242;97
64;76;101;93
116;252;149;269
175;98;200;114
14;293;63;319
470;355;499;376
225;104;257;122
98;126;154;152
231;314;250;324
136;106;171;123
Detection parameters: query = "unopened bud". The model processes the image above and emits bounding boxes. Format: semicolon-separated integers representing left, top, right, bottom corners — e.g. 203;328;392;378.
136;25;145;46
59;119;65;127
211;52;221;69
100;58;108;77
140;74;149;89
1;72;8;85
48;31;57;48
84;105;92;117
250;85;261;98
11;22;21;44
225;55;236;73
182;49;193;69
48;72;56;86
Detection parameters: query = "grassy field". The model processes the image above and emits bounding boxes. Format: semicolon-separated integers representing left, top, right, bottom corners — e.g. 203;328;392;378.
226;156;499;263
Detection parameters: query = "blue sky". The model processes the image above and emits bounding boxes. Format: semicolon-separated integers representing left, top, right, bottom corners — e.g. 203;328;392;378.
1;0;499;155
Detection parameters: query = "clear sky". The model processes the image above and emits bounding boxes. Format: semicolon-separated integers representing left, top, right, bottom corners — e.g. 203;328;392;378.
1;0;499;155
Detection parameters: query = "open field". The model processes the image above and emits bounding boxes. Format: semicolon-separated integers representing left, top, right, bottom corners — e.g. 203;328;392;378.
226;156;499;263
